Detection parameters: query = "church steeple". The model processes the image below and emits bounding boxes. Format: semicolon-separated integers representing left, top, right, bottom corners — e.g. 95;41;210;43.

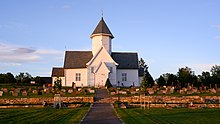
91;17;114;39
91;17;114;55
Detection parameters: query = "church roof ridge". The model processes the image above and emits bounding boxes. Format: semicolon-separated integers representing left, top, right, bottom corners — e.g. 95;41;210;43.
91;17;114;38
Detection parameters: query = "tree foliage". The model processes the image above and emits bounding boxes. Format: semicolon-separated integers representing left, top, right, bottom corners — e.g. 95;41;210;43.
177;67;194;88
0;72;16;84
54;77;62;90
139;58;154;89
157;75;166;87
15;72;32;84
167;73;178;86
105;78;112;88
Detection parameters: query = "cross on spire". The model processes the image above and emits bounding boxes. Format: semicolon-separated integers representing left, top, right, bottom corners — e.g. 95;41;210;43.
101;9;103;17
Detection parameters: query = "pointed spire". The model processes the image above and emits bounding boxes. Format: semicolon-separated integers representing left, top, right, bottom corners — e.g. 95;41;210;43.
91;17;114;39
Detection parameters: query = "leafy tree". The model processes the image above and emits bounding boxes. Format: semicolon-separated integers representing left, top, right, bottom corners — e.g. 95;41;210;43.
15;72;33;84
199;72;211;87
157;75;166;87
167;73;178;86
54;77;62;90
177;67;194;88
0;72;16;84
211;65;220;76
0;73;6;83
139;58;154;88
210;65;220;87
5;73;16;84
105;78;112;88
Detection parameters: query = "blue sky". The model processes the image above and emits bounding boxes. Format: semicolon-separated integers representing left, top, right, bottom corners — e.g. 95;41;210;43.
0;0;220;79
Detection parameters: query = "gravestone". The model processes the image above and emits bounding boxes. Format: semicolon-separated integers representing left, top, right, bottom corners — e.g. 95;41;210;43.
12;92;18;96
1;88;8;93
157;90;163;94
61;89;66;93
120;103;127;108
14;88;21;93
217;88;220;94
148;90;154;95
130;91;137;95
162;90;166;94
210;88;216;94
28;88;32;93
32;90;38;94
0;91;3;96
180;90;185;94
187;91;193;94
110;92;116;95
22;90;28;96
89;89;95;93
68;89;73;93
78;88;82;92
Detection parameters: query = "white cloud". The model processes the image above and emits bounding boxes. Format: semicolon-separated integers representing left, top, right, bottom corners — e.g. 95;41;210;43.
0;42;63;63
190;64;219;75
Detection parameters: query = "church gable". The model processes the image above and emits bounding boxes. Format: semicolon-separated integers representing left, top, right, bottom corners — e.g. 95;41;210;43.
86;46;118;66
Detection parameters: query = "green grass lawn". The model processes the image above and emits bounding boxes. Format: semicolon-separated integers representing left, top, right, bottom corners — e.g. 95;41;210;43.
0;106;89;124
116;107;220;124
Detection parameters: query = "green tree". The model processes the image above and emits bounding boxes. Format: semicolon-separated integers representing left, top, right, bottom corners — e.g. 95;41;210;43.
167;74;178;86
5;73;16;84
105;78;112;88
199;72;211;87
139;58;154;88
210;65;220;88
54;77;62;90
177;67;194;88
0;72;16;84
157;75;166;87
15;72;32;84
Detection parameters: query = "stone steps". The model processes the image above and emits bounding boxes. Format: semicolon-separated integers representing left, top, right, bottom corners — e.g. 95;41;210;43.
95;98;113;103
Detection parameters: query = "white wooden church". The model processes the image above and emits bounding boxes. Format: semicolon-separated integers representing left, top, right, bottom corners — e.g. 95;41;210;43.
52;17;143;87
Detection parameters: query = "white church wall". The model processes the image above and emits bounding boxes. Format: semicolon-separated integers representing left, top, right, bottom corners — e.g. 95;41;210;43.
116;69;139;87
65;68;88;87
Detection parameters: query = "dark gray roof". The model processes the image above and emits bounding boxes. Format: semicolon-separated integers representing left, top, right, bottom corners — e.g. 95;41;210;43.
52;67;64;77
64;51;93;68
91;17;114;38
111;52;139;69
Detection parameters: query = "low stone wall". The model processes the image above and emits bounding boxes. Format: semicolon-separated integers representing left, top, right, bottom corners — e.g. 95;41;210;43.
112;96;220;108
0;97;94;105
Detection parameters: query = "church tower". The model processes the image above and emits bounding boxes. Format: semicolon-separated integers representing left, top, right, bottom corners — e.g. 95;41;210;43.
90;17;114;55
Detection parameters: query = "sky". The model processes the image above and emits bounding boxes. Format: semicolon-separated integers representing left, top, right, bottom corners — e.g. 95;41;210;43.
0;0;220;79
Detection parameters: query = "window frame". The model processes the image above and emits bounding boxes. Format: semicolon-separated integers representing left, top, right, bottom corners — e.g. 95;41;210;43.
122;73;127;81
91;67;94;73
75;73;81;81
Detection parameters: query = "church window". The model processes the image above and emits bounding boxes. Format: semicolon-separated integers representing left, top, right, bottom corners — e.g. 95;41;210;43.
76;73;81;81
91;67;94;73
122;73;127;81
